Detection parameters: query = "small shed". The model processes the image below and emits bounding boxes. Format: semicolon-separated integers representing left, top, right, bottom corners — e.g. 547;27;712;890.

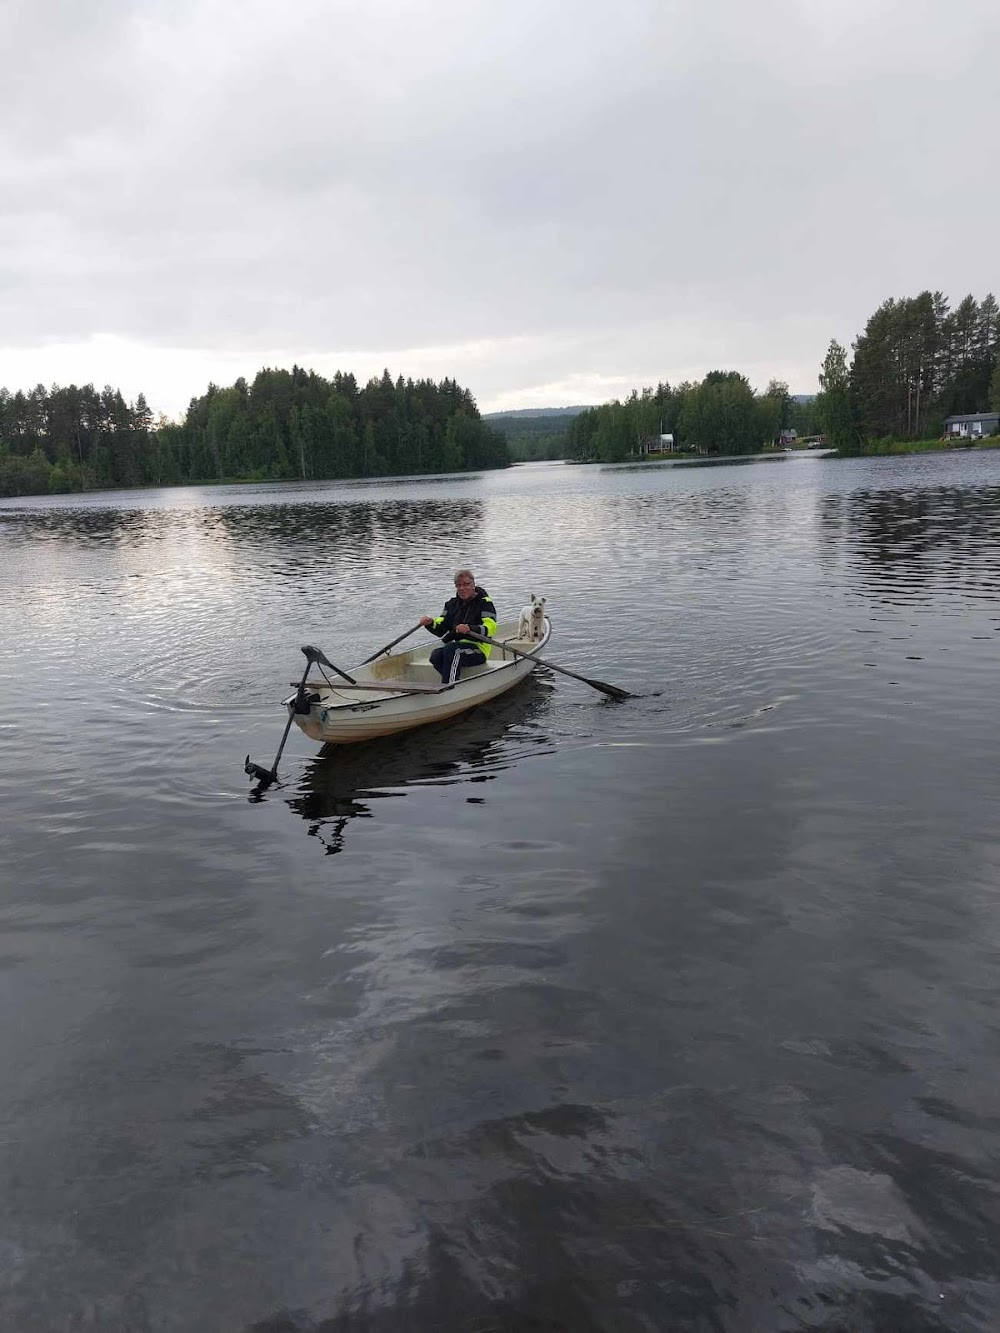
639;434;675;455
944;412;1000;439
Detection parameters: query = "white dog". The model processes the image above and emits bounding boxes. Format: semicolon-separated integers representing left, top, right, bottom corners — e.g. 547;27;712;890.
518;593;547;641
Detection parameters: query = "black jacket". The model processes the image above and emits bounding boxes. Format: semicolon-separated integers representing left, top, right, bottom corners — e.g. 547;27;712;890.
429;586;498;648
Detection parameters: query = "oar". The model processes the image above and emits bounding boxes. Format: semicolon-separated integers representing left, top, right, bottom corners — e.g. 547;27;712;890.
244;645;357;787
360;621;424;665
463;631;632;701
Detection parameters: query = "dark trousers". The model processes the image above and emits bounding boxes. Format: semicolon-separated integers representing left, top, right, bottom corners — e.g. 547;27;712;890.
430;641;487;684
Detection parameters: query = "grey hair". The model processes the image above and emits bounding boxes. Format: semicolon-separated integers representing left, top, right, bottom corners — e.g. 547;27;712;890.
453;568;475;585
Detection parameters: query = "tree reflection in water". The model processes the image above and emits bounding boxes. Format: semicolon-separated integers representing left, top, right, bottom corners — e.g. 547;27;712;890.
819;481;1000;599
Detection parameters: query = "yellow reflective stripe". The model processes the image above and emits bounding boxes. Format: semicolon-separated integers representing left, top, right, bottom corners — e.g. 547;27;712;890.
470;616;497;658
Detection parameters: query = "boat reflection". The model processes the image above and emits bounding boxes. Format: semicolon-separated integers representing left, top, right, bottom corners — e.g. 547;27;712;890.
284;675;555;854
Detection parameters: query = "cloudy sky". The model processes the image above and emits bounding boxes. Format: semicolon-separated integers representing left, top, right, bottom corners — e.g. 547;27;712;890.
2;0;997;419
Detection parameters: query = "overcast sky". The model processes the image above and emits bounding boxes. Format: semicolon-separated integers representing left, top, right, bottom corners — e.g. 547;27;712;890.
2;0;997;419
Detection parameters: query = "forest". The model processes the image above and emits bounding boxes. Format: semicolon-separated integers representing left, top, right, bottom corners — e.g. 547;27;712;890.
821;291;1000;454
566;290;1000;462
4;291;998;493
565;374;802;462
0;367;510;497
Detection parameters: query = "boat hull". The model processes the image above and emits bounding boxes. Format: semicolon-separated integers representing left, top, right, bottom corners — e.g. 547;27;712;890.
291;617;550;744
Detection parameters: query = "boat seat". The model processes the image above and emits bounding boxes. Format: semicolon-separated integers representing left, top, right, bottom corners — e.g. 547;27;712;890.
400;663;441;685
400;656;504;686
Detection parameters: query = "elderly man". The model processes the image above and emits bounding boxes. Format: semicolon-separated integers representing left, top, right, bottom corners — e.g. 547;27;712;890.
419;569;498;684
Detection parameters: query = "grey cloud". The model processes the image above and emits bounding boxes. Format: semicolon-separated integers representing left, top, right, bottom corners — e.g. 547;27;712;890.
1;0;997;412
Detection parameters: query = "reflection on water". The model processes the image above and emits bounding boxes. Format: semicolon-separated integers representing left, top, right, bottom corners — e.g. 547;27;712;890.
3;454;1000;1330
280;677;555;854
820;479;1000;601
213;497;488;567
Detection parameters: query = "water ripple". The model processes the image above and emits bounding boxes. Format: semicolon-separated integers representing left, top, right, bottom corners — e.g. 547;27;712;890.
3;455;1000;1330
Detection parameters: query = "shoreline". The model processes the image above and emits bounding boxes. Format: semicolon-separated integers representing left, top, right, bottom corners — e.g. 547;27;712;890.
841;439;1000;458
0;463;509;504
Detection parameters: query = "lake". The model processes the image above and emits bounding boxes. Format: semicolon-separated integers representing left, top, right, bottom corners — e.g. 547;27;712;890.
2;453;999;1331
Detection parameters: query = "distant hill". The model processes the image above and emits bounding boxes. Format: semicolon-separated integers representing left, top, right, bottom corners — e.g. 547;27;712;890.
484;407;590;461
484;406;593;420
488;396;817;460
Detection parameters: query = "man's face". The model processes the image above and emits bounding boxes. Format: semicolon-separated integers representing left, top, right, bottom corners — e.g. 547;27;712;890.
455;575;475;598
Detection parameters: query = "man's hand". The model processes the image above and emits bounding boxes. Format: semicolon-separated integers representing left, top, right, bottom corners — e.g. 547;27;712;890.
455;623;470;635
419;615;434;627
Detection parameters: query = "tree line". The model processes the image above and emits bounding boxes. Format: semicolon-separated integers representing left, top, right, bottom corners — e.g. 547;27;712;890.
4;290;997;492
0;367;511;497
565;374;805;462
819;291;1000;454
568;289;1000;462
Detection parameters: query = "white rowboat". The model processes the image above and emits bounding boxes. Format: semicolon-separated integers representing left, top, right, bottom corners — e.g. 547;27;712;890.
286;616;552;745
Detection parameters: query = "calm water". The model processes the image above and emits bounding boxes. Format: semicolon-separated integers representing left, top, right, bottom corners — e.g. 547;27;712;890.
2;454;999;1331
